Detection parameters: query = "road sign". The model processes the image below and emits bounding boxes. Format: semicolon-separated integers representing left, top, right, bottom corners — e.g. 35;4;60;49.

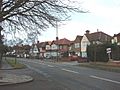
106;48;111;53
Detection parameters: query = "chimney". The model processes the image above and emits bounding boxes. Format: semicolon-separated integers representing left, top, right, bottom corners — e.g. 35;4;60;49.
114;34;117;37
86;30;90;34
97;29;99;32
37;41;40;44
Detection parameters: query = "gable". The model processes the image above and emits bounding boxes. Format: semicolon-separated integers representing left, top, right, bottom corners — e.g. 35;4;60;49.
74;35;83;43
81;35;89;43
33;45;39;53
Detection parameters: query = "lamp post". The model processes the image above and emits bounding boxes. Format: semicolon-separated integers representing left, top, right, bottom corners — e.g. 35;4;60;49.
56;21;59;62
0;22;3;68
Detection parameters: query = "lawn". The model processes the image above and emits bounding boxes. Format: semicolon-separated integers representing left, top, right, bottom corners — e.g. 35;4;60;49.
6;59;26;69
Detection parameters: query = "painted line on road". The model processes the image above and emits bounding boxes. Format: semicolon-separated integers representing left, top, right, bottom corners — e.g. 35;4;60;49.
62;68;79;74
47;65;54;68
90;75;120;84
26;65;51;78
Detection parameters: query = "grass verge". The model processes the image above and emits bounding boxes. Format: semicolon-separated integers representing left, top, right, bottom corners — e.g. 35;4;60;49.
79;62;120;73
6;59;26;69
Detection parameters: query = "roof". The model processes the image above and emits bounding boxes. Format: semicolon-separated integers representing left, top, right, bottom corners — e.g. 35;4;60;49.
114;33;120;42
85;31;112;43
58;38;71;45
36;42;47;48
74;35;83;43
51;38;71;45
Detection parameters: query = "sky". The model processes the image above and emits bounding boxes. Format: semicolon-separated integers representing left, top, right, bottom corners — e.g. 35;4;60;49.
38;0;120;42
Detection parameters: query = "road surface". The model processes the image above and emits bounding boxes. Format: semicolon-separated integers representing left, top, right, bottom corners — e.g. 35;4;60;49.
1;58;120;90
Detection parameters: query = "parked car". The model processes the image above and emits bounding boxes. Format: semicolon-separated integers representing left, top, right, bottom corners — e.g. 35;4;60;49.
69;54;79;61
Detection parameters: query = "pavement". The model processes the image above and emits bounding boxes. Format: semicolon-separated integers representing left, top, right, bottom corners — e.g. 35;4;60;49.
0;59;33;86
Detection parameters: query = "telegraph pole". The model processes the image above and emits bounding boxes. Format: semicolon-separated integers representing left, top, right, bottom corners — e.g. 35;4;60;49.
56;21;59;62
0;0;4;68
0;25;3;68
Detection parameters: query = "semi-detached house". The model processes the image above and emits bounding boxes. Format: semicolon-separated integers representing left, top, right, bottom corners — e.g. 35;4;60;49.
81;30;112;57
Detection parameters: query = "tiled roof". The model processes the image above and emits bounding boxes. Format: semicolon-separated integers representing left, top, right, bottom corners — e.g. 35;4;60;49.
85;31;112;43
74;35;83;43
36;42;47;48
51;38;71;45
58;38;71;45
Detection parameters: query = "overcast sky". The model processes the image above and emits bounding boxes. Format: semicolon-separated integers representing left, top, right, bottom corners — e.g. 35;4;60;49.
39;0;120;42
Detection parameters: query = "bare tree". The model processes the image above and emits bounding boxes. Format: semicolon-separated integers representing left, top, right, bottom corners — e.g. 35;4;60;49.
0;0;86;66
1;0;85;33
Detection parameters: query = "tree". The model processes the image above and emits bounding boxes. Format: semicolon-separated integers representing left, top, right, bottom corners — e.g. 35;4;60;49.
0;0;85;34
0;0;86;67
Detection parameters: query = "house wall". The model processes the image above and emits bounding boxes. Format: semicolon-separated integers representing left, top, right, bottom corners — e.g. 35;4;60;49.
81;35;90;57
51;44;58;50
50;44;58;57
33;45;39;54
46;45;51;50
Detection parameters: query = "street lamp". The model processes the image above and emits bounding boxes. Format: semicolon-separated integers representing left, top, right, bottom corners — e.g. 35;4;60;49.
56;21;59;62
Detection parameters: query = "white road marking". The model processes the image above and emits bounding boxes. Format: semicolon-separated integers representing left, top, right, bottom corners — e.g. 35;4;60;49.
62;68;79;74
47;65;54;67
26;65;50;78
90;75;120;84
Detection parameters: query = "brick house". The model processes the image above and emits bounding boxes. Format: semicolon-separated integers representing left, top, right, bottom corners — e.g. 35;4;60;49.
45;38;71;58
58;38;71;57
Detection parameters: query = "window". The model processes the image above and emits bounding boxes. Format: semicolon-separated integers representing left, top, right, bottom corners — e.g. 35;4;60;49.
60;46;62;49
51;44;57;49
75;43;80;48
46;45;50;50
69;46;72;50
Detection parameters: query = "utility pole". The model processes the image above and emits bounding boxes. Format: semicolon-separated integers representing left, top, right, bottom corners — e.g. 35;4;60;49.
94;44;96;63
56;21;59;62
0;0;2;68
0;25;3;68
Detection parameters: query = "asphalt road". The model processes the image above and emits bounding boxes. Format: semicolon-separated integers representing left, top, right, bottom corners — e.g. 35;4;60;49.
1;58;120;90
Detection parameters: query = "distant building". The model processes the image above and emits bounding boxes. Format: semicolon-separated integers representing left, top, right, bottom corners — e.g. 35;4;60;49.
112;33;120;45
81;30;112;57
69;35;83;57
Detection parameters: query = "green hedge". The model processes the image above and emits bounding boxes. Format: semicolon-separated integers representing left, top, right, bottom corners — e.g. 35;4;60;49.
87;43;120;62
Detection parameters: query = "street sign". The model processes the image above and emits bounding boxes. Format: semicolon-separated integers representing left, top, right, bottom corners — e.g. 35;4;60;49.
106;48;111;53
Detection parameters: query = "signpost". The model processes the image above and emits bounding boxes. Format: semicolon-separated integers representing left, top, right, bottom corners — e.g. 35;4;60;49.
106;48;112;61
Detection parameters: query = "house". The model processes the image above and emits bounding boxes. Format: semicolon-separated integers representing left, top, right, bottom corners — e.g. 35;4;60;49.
13;44;31;58
81;30;112;57
112;33;120;45
37;41;47;58
44;41;52;58
69;35;83;57
49;40;59;58
45;38;71;58
58;38;71;57
29;43;39;58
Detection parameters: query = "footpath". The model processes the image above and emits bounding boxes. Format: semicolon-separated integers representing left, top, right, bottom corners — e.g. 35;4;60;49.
0;60;33;86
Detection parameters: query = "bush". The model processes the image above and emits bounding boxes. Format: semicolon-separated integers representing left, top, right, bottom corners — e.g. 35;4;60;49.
87;44;110;62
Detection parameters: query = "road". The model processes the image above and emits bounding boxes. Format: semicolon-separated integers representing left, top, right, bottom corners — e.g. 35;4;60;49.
1;58;120;90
